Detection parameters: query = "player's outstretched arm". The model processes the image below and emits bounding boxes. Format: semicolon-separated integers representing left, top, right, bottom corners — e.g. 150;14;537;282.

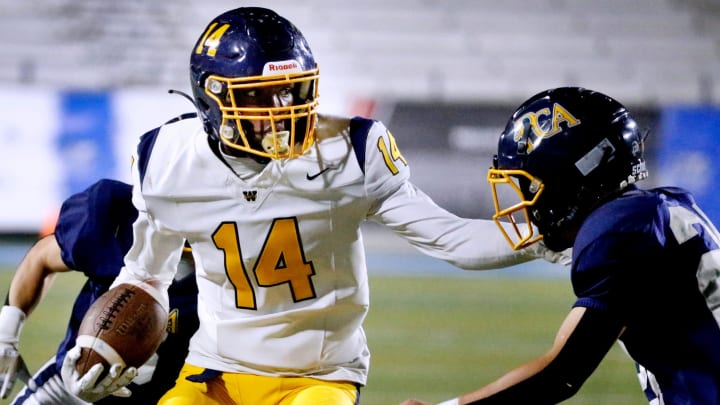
0;235;68;397
7;235;70;315
402;307;623;405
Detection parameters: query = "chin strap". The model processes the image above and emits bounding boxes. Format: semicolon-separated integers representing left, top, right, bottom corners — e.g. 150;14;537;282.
168;88;211;129
168;89;199;110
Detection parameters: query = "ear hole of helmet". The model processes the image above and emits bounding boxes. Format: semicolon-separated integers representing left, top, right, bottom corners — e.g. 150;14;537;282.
196;96;210;112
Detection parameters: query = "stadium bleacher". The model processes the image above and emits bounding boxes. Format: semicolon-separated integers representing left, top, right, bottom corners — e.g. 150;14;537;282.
0;0;719;105
0;0;719;227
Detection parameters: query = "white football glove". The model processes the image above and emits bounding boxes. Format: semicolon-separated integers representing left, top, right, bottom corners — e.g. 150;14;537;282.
60;346;137;402
132;352;158;386
528;240;573;266
0;305;36;399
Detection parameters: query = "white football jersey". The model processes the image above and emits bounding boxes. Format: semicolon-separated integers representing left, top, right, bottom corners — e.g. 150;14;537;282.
115;114;534;385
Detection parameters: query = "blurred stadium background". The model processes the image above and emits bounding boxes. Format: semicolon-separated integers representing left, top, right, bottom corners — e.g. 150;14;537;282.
1;0;719;404
1;0;720;231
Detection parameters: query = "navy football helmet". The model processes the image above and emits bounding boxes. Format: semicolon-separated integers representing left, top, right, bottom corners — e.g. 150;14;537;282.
190;7;320;160
487;87;648;251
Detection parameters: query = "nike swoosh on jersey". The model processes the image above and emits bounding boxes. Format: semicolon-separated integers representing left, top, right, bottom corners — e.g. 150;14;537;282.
306;165;339;180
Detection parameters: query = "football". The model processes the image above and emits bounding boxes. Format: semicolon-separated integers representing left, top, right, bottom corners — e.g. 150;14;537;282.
75;282;168;379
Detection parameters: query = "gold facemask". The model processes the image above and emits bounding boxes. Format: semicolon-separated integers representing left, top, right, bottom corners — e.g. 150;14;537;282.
487;168;544;250
204;68;320;160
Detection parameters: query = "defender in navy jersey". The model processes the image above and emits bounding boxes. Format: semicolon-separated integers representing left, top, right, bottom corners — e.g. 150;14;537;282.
403;87;720;405
0;179;198;404
59;7;568;405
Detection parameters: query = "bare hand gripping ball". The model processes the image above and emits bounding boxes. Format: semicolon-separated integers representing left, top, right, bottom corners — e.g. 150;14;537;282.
75;283;168;379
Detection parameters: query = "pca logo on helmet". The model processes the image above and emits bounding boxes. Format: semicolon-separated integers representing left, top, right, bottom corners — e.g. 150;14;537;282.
512;103;582;153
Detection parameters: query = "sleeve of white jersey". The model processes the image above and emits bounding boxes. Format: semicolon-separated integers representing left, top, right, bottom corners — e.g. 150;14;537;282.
111;139;184;296
363;122;534;270
370;182;535;270
361;121;411;202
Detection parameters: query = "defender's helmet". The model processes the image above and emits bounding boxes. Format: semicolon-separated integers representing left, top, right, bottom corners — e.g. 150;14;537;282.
487;87;648;251
190;7;320;160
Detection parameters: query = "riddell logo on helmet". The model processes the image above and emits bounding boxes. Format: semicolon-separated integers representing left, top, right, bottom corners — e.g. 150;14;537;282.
263;60;302;75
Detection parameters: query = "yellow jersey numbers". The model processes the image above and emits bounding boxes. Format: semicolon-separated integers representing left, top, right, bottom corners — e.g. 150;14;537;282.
213;218;317;310
377;130;407;175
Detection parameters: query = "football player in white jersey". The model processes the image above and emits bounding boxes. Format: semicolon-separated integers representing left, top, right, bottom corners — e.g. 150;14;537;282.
60;7;566;405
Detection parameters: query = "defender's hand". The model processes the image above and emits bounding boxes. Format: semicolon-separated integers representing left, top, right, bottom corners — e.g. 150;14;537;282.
0;347;35;398
0;305;35;398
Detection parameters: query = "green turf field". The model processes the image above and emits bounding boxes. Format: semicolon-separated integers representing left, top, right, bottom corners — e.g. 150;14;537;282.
0;268;644;405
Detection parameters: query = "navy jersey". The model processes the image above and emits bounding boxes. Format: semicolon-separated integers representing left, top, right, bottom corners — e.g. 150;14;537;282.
52;179;199;403
572;186;720;404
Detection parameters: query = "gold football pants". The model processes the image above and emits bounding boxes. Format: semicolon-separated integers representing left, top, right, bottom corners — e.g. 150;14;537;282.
158;363;359;405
